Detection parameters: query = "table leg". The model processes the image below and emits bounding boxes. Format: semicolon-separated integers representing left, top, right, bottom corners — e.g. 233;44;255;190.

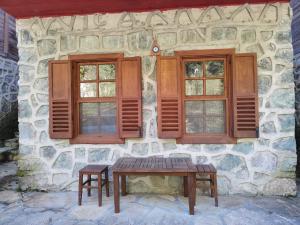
188;173;196;215
87;174;91;197
183;176;188;197
113;172;120;213
121;175;127;196
105;168;109;197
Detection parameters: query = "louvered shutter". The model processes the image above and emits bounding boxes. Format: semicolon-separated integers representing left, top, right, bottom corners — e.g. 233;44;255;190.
233;53;259;138
49;60;73;139
119;57;142;138
157;56;182;138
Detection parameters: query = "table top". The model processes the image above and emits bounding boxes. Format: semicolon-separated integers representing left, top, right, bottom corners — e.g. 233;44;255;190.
112;157;197;173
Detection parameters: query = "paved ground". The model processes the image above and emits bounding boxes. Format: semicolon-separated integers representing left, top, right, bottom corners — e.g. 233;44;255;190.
0;161;299;225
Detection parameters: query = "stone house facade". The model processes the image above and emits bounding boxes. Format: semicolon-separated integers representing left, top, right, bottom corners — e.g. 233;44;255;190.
15;2;297;195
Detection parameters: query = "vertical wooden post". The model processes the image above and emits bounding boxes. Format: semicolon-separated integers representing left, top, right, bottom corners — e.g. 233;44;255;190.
121;175;127;196
113;172;120;213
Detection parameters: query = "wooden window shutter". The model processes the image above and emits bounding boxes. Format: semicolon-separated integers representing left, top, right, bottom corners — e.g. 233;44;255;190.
233;53;259;138
49;60;73;139
119;57;142;138
157;56;182;138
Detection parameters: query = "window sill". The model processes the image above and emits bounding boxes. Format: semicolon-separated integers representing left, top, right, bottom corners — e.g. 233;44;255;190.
176;135;237;144
70;135;125;144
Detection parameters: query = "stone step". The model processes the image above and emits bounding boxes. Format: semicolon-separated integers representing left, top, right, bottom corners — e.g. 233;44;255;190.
0;147;18;162
0;161;19;191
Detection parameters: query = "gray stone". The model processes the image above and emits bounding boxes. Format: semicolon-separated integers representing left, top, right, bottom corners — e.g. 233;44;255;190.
19;85;31;95
196;156;208;164
232;142;253;154
19;48;37;64
79;35;100;49
132;143;149;156
143;82;156;105
275;64;285;73
40;146;56;159
34;119;47;128
186;145;202;152
214;154;245;171
279;157;297;172
53;152;73;170
19;145;34;155
75;148;85;159
150;176;165;187
241;30;256;43
275;31;291;44
0;191;20;204
36;94;49;103
88;148;110;162
142;56;155;75
251;151;277;173
247;44;264;58
237;183;258;196
52;173;69;185
19;123;35;140
258;57;272;71
263;178;296;196
60;35;77;51
204;144;226;152
180;29;204;43
211;27;237;41
19;100;32;118
151;142;160;153
102;35;124;49
258;75;272;94
163;143;177;151
278;114;294;132
143;109;152;120
262;121;276;133
275;48;293;63
36;105;49;117
37;39;57;56
157;32;177;47
19;65;35;83
272;137;296;152
20;30;34;45
260;31;273;41
217;176;231;195
33;78;48;92
169;153;191;158
72;162;87;177
268;89;294;108
39;131;48;142
278;69;293;84
128;30;153;51
38;59;53;75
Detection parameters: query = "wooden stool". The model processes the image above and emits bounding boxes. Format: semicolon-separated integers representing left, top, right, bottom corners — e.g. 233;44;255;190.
195;164;218;207
78;165;109;207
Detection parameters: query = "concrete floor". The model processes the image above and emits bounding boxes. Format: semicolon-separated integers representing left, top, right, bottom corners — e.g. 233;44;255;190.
0;161;299;225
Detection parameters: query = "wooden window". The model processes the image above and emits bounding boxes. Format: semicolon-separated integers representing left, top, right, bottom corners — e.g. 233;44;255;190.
49;54;142;144
157;49;258;144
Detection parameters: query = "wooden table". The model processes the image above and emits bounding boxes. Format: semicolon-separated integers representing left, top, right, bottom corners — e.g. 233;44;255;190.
112;157;197;215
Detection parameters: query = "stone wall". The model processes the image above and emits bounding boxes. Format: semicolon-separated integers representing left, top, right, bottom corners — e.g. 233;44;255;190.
16;3;297;195
0;56;18;140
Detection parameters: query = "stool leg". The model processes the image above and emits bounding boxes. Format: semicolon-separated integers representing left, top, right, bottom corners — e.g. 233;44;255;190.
121;175;126;196
78;172;83;206
98;173;102;207
183;176;188;197
105;168;109;197
213;174;218;207
88;174;92;197
210;174;214;197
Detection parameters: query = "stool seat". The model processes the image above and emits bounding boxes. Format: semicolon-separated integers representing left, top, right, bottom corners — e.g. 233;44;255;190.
78;165;109;207
195;163;218;207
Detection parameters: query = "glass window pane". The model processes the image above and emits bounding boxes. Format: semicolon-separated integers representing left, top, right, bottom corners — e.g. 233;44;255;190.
206;79;224;95
99;64;116;80
99;82;116;97
185;100;225;134
80;102;116;134
80;65;96;81
80;83;97;97
185;80;203;96
205;61;224;77
185;62;203;78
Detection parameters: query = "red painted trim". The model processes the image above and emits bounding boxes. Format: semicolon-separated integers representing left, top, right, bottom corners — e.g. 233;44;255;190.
0;0;290;19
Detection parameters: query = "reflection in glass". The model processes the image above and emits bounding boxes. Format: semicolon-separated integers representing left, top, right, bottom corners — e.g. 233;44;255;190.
206;61;224;77
80;83;97;97
185;62;203;78
80;65;97;81
206;79;224;95
185;100;225;134
80;102;116;134
99;82;116;97
185;80;203;96
99;64;116;80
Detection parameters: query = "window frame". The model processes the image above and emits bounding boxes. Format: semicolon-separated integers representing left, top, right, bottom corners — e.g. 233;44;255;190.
69;53;124;144
175;49;237;144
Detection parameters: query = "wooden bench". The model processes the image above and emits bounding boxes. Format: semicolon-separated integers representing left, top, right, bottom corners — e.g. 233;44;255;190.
195;164;218;207
112;157;197;215
78;165;109;207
